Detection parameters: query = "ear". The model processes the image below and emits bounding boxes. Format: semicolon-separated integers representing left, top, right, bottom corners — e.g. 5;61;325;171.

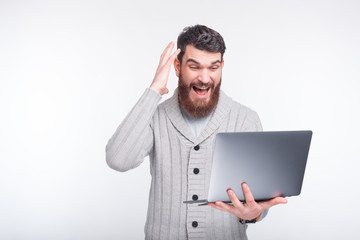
221;59;225;68
174;58;180;77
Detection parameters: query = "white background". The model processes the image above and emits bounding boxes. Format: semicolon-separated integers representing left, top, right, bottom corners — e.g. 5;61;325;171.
1;0;359;239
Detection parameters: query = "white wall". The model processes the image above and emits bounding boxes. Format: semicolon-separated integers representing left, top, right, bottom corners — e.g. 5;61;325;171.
1;0;359;239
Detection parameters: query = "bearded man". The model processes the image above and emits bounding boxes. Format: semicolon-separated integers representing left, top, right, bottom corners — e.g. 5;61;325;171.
106;25;287;240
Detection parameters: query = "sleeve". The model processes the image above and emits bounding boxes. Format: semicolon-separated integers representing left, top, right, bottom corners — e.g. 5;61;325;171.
105;88;161;172
257;209;269;222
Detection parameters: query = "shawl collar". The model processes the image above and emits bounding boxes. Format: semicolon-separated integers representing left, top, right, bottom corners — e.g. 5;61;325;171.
163;88;234;144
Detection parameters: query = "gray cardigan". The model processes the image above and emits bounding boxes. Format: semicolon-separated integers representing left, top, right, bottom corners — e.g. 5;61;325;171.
106;88;263;240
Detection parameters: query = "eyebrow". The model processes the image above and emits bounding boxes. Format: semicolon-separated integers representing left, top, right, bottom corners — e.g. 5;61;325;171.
186;58;222;65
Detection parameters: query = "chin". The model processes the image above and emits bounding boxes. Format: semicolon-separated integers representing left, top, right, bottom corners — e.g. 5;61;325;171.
190;96;210;107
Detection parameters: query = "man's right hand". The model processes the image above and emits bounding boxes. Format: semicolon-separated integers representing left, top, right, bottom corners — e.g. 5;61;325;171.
150;42;181;95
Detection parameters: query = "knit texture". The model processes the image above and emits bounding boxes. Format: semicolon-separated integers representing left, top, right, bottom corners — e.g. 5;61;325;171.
106;88;263;240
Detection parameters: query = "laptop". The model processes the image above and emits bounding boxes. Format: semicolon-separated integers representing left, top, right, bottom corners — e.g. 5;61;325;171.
184;130;312;205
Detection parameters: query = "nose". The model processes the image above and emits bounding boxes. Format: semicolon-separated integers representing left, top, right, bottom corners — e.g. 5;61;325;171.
198;69;210;84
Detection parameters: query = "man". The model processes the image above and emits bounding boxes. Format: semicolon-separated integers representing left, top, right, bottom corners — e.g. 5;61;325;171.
106;25;287;239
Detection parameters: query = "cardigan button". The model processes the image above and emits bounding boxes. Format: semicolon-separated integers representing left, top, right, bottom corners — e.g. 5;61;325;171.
192;221;198;228
194;145;200;151
192;194;198;201
193;168;200;174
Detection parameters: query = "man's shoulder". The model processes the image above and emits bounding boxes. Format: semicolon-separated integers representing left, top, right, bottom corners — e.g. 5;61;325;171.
149;91;179;122
232;100;259;118
221;90;262;131
157;90;179;111
222;90;259;117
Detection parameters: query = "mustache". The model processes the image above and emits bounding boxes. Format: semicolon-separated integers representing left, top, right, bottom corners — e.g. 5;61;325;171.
189;81;215;88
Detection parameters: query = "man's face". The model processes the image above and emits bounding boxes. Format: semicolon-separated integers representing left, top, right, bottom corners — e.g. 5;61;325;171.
174;45;224;117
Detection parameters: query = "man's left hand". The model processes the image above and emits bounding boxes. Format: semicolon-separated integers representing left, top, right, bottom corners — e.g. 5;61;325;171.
208;182;287;220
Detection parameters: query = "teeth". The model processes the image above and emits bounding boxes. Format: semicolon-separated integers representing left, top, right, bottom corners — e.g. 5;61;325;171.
196;87;209;90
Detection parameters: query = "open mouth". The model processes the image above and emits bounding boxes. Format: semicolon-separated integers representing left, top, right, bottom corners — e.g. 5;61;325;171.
193;86;210;96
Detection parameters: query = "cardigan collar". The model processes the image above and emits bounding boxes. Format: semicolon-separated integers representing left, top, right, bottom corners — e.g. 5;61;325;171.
164;88;233;144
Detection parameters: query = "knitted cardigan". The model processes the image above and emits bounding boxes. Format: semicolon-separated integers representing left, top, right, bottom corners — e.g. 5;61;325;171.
106;88;263;240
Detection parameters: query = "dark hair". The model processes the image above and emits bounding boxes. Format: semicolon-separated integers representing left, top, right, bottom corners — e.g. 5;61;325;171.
177;24;226;64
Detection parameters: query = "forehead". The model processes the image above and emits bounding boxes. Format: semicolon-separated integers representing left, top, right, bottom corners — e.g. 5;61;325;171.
182;45;222;64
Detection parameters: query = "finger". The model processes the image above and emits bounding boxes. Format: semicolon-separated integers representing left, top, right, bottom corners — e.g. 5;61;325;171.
214;201;234;213
160;42;175;65
208;202;224;211
227;189;244;209
242;183;256;205
259;197;288;209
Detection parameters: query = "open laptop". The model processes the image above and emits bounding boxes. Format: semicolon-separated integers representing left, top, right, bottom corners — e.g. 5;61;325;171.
184;130;312;205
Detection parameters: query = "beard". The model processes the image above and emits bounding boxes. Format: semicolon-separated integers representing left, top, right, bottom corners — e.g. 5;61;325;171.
178;73;221;118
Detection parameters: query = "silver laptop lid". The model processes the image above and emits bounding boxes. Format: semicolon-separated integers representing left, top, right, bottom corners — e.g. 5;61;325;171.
207;131;312;203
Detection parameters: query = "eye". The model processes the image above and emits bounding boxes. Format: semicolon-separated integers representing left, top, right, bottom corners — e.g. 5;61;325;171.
189;66;198;70
211;66;219;70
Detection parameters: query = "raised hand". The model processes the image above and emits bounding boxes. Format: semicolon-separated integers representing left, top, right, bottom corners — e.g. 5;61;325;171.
208;182;287;220
150;42;181;95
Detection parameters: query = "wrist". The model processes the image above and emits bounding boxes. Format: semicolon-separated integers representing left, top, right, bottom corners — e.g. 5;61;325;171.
238;213;261;224
149;86;162;95
149;84;167;96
